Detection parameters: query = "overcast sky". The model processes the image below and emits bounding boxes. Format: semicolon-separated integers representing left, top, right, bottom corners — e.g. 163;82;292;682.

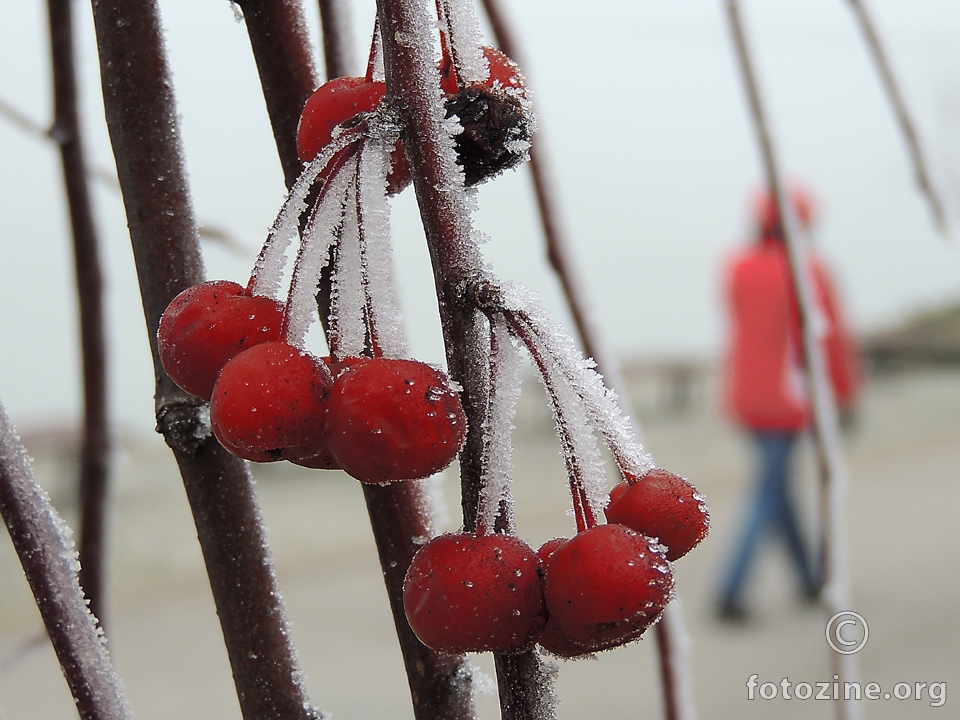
1;0;959;433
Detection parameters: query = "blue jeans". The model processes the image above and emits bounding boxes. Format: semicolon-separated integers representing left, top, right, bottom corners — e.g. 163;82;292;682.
719;431;819;608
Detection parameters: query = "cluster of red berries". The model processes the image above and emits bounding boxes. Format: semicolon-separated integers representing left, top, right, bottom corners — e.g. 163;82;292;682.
158;280;466;483
296;45;530;190
403;469;708;658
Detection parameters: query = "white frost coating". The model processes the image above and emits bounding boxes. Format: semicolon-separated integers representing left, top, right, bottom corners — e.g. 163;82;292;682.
0;403;133;719
397;0;486;273
358;136;408;358
442;0;488;84
330;175;367;358
284;166;353;347
459;659;496;697
250;130;362;299
509;303;608;518
478;318;523;533
500;282;654;478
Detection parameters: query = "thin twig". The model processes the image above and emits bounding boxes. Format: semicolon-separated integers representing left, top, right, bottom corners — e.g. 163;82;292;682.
0;94;256;254
234;0;320;187
0;402;132;720
89;2;321;718
318;0;355;79
376;1;555;717
724;3;858;719
844;0;947;233
47;0;111;628
478;0;611;375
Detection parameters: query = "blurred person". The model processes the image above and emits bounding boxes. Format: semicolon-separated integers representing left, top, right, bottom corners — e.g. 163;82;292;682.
716;186;860;621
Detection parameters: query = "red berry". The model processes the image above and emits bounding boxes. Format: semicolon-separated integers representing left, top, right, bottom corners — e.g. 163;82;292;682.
605;469;709;561
158;281;283;401
439;46;525;97
325;358;467;483
403;532;546;654
541;524;673;653
297;77;385;163
296;77;410;193
534;538;594;659
210;342;334;463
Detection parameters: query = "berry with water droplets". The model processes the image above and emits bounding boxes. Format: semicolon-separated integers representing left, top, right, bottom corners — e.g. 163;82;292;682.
605;469;709;561
210;342;334;463
403;532;546;653
325;358;467;483
540;524;673;653
157;280;283;401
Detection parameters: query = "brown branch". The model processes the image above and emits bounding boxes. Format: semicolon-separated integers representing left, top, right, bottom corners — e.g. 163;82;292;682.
0;402;132;720
89;2;321;718
845;0;947;233
318;0;354;79
48;0;111;628
362;482;475;719
478;0;599;365
233;0;319;187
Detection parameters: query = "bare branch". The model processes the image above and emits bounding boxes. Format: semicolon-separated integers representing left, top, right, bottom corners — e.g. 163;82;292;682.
0;402;132;720
89;2;322;718
845;0;948;233
47;0;112;630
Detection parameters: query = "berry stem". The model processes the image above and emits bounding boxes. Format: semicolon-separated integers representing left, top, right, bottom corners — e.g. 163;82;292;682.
280;164;351;347
47;0;112;630
353;147;383;358
501;310;598;533
248;129;362;299
364;18;382;82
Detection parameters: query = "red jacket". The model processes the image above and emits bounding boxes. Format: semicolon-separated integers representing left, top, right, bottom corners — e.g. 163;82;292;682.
723;237;860;431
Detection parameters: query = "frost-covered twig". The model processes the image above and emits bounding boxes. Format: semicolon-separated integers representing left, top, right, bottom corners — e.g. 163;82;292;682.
375;0;554;716
844;0;947;233
0;402;132;720
724;3;858;719
90;3;322;719
47;0;111;629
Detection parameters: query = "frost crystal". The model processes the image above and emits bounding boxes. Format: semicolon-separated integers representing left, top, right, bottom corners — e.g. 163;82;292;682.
441;0;488;84
330;175;367;358
284;166;351;347
358;137;408;358
500;282;653;478
478;318;523;532
250;131;361;299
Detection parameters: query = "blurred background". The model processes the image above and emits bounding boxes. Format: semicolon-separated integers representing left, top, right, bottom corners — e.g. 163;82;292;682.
0;0;958;718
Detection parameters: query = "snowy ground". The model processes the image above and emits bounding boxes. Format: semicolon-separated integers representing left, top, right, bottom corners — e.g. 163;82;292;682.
0;365;957;719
